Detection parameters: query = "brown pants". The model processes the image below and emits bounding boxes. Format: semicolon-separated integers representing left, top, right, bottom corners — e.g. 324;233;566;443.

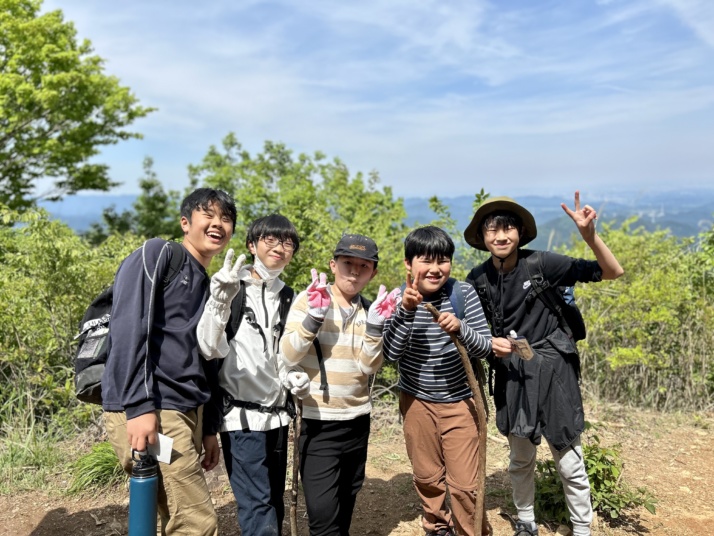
400;392;484;536
105;408;217;536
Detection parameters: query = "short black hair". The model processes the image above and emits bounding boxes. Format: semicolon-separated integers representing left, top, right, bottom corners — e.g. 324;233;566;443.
478;210;523;240
180;188;237;231
246;214;300;256
404;226;455;262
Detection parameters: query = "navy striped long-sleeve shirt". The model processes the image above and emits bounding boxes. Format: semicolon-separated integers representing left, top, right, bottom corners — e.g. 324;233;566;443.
383;281;492;402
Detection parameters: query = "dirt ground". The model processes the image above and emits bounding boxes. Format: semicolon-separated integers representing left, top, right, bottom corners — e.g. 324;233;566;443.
1;401;712;536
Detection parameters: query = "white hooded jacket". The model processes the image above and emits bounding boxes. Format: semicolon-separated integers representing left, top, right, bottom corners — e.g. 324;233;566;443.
197;265;299;432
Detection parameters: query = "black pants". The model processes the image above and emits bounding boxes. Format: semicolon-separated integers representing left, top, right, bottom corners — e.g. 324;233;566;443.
299;414;370;536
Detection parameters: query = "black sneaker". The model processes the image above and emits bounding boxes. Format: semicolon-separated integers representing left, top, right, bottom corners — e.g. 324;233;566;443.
513;520;539;536
426;529;454;536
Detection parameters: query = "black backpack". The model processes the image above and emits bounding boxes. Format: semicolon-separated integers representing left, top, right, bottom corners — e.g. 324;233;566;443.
470;250;586;342
224;281;295;343
73;240;186;404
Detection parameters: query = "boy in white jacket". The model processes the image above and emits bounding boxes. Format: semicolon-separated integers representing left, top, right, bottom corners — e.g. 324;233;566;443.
197;214;308;536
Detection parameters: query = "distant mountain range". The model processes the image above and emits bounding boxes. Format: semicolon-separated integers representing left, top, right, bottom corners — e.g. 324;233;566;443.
40;188;714;250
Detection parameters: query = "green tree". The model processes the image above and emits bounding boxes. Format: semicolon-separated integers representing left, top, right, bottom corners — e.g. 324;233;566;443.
84;157;181;245
188;133;408;294
0;0;153;213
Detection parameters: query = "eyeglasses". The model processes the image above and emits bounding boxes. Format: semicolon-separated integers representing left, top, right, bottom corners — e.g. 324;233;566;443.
260;236;296;251
483;225;517;236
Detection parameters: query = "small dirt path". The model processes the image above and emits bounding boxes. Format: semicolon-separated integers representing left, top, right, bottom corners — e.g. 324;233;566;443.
1;403;712;535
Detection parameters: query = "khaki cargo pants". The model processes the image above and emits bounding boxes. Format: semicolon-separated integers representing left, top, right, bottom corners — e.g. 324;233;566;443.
105;407;218;536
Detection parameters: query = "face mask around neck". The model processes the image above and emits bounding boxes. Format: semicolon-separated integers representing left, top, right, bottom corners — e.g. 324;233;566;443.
252;253;285;281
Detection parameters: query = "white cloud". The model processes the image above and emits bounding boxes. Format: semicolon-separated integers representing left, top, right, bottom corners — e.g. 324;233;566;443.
658;0;714;47
40;0;714;197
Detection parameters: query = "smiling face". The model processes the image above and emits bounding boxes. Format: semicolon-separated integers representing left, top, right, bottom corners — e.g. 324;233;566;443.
329;255;377;304
180;201;234;267
405;255;452;297
248;235;294;272
482;222;521;260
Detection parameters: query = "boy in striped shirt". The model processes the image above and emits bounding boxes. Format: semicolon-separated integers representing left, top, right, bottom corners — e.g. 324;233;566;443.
383;226;492;536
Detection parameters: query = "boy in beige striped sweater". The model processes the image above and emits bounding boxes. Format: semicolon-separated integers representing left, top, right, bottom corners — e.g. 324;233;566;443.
281;233;399;536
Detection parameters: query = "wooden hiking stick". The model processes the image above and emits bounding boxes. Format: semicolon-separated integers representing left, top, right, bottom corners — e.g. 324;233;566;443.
290;399;302;536
423;303;490;536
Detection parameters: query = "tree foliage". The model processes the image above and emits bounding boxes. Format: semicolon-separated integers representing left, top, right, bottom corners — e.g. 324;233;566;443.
187;133;408;294
84;157;182;245
0;205;142;431
0;0;153;213
562;219;714;410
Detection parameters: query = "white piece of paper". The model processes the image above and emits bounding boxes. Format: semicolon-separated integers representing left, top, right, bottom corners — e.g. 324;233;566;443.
148;433;174;464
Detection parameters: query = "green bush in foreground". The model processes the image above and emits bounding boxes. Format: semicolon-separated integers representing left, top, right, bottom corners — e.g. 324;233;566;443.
535;423;656;525
68;441;125;494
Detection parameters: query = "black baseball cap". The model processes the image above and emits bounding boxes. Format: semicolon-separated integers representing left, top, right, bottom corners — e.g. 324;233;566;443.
333;234;379;263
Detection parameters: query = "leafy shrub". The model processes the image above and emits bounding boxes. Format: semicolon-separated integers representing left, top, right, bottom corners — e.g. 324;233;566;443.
0;206;142;433
561;220;714;410
534;423;656;525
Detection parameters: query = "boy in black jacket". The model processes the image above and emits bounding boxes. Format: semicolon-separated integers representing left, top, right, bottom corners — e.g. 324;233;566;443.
102;188;236;536
464;192;623;536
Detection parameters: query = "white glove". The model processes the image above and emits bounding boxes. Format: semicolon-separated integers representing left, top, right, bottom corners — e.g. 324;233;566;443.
286;371;310;399
306;268;331;320
210;249;246;304
367;285;401;326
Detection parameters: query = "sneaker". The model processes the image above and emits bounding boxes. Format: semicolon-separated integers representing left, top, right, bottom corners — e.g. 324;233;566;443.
426;529;454;536
514;520;539;536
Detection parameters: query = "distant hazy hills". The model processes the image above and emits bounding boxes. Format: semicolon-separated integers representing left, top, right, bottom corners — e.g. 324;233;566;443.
40;188;714;249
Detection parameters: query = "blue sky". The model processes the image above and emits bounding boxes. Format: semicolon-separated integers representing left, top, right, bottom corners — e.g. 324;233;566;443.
43;0;714;199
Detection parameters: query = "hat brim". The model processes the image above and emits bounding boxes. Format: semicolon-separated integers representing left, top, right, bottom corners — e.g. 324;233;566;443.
464;198;537;251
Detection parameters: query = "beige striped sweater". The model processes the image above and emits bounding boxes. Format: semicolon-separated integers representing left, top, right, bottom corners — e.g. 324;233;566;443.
280;285;384;421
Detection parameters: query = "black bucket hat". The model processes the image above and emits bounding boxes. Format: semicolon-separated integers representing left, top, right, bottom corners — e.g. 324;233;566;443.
463;196;537;251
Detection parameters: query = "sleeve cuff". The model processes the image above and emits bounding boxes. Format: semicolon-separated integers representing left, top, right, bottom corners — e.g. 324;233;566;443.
205;297;231;313
397;305;416;321
366;322;385;337
301;314;324;334
125;401;155;420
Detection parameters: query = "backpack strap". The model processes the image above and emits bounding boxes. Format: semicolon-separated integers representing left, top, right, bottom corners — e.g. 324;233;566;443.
469;265;498;333
312;338;328;391
468;264;500;396
399;279;465;319
522;251;575;340
312;293;369;393
225;281;248;342
359;295;372;312
226;282;294;343
275;285;295;340
163;241;186;287
444;278;465;320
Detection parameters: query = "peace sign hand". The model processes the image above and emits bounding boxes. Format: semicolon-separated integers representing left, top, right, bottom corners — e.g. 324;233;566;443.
210;249;246;304
561;190;597;241
401;271;423;312
306;268;331;320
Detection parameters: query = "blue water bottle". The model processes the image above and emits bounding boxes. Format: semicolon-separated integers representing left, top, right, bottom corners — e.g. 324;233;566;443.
128;450;158;536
